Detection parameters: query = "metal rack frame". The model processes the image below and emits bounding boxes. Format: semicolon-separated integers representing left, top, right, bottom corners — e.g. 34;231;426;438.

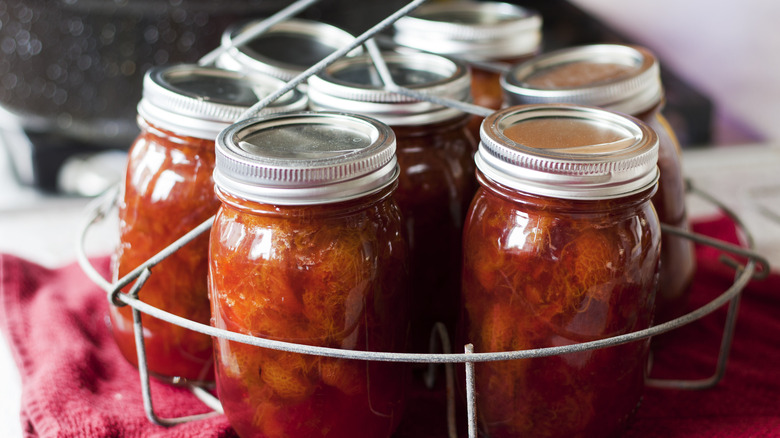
74;0;771;436
75;178;769;436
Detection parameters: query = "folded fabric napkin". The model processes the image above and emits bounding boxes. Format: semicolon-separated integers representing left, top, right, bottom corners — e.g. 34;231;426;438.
0;257;234;438
1;214;778;437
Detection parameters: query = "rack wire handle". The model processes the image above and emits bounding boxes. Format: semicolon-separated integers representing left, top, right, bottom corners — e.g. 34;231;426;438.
364;38;494;118
237;0;431;120
197;0;321;67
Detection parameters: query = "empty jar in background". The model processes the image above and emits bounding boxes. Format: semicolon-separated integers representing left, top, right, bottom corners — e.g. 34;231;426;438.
110;64;305;384
501;44;695;323
210;112;410;438
393;1;542;138
308;51;477;352
216;18;359;87
462;104;661;438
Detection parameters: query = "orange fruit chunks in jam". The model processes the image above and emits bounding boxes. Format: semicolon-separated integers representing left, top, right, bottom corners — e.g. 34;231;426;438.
462;182;660;438
210;190;409;438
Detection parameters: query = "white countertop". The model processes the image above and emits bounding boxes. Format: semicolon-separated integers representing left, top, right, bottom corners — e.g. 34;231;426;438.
2;1;780;437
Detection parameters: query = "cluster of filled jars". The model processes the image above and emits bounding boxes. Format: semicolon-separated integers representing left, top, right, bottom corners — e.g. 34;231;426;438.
108;2;696;437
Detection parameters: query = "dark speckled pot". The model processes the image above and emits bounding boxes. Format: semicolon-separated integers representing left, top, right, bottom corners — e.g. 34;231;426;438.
0;0;287;146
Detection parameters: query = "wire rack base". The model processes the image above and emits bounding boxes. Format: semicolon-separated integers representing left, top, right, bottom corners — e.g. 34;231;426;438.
76;177;769;437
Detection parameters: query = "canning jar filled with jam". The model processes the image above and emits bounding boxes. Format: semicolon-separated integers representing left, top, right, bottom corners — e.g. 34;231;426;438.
307;51;477;352
216;18;359;87
111;64;306;384
462;104;661;438
393;1;542;138
501;44;694;323
210;112;410;438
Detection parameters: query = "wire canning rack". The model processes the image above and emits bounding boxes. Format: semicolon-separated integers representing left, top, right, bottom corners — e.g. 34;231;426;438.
75;0;771;436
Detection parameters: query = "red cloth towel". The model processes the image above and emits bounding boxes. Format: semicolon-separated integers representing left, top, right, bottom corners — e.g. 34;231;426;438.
1;215;779;437
0;257;235;438
624;216;780;438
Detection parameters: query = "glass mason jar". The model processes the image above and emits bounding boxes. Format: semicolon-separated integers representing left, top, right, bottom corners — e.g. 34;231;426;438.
216;18;359;88
462;104;661;438
210;112;410;438
110;64;306;384
501;44;695;323
393;1;542;139
308;51;477;352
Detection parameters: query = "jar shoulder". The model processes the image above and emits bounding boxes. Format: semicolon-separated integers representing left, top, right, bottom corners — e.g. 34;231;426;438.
464;187;661;260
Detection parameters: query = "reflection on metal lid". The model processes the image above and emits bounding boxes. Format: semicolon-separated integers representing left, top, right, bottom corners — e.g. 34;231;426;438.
307;51;471;125
477;104;659;200
138;64;306;139
216;19;360;82
393;1;542;60
502;44;663;116
214;111;398;205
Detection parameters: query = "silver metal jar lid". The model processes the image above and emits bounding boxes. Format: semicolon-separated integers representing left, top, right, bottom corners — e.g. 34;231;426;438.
216;18;360;82
476;104;659;200
307;51;471;126
137;64;307;140
501;45;664;116
214;111;399;205
392;1;542;61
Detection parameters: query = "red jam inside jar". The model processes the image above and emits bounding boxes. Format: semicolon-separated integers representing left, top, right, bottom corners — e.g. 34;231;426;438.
502;44;695;323
111;120;219;383
392;118;476;350
110;64;304;383
210;112;410;438
308;52;477;352
462;104;661;437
